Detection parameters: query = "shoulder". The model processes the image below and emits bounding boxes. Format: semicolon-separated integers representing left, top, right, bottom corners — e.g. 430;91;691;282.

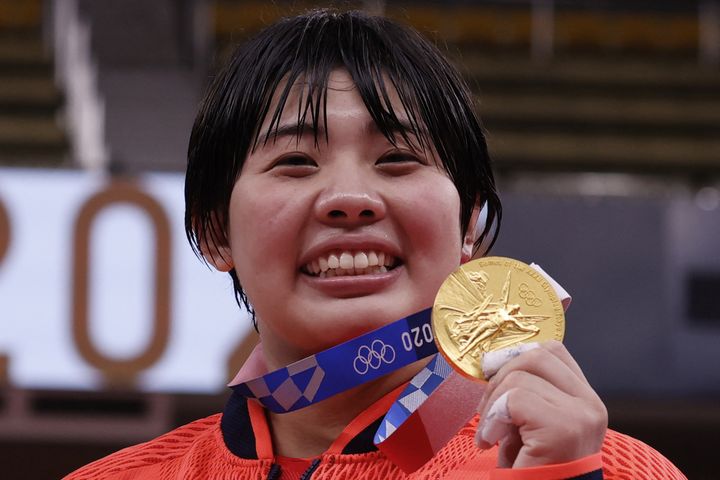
63;414;223;480
601;429;686;479
432;417;686;479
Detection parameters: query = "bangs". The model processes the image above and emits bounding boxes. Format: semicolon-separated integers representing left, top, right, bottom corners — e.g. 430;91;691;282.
252;13;435;156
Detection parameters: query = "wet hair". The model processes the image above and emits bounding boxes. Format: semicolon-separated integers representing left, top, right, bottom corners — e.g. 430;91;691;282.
185;9;501;318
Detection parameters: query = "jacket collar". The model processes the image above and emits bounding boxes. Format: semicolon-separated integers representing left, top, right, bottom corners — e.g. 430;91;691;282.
220;384;404;460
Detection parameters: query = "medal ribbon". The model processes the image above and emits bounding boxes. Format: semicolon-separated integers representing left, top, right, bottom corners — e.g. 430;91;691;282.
231;308;437;413
230;307;454;472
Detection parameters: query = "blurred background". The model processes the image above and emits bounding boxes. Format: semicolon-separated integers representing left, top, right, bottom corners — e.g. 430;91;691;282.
0;0;718;478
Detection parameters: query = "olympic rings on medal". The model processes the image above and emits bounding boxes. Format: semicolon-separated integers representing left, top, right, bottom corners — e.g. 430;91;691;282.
518;282;543;307
353;339;396;375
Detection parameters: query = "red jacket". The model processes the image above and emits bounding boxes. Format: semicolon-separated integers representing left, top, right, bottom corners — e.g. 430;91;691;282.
64;388;685;480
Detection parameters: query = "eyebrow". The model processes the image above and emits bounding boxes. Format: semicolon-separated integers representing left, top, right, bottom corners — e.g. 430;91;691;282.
259;118;428;147
260;122;326;145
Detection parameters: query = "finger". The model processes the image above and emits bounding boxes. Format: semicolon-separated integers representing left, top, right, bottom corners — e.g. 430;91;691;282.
475;391;513;447
483;343;593;404
505;387;599;468
478;370;565;424
539;340;588;383
505;384;556;428
481;342;540;379
485;385;607;468
497;427;522;468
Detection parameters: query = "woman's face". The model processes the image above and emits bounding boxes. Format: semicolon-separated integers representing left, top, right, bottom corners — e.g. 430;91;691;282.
224;70;470;368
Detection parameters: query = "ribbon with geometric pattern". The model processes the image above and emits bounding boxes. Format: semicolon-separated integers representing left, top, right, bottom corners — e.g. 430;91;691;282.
374;353;452;443
374;353;487;472
231;308;437;413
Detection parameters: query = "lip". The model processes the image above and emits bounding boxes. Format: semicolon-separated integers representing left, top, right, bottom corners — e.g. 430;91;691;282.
298;233;402;268
302;264;403;298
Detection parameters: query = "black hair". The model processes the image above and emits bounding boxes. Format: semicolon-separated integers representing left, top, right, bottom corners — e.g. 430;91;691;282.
185;9;501;319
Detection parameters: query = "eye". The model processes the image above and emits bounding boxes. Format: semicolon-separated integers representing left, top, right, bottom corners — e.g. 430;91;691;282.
275;154;316;167
376;151;425;173
378;151;422;163
270;153;318;176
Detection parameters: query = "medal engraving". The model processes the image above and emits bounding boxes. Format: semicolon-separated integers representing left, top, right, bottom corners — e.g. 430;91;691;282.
432;257;565;381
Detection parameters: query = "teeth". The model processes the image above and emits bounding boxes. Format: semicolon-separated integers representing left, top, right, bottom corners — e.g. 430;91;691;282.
339;252;353;269
354;252;369;269
368;251;379;266
304;249;397;277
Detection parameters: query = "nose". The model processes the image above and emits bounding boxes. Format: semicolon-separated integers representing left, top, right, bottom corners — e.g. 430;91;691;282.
314;180;386;228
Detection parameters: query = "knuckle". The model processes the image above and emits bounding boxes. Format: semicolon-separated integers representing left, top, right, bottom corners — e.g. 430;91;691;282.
580;400;608;434
504;387;522;410
595;401;609;427
526;345;550;362
586;392;608;424
503;369;528;387
544;339;564;351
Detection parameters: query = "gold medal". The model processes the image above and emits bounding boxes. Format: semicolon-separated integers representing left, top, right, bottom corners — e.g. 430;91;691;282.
432;257;565;381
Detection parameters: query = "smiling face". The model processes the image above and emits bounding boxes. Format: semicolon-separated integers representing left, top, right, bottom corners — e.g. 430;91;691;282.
219;70;471;368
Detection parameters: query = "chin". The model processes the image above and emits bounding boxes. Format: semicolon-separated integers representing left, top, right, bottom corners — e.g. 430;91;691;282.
316;301;417;342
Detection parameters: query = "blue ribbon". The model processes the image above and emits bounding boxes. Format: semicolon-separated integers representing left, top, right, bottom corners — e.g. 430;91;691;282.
232;308;438;413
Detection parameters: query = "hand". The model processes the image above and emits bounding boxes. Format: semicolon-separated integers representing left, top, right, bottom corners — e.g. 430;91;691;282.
475;340;607;469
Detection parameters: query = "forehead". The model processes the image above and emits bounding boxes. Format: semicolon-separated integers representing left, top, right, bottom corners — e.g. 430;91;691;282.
258;70;366;130
255;68;426;150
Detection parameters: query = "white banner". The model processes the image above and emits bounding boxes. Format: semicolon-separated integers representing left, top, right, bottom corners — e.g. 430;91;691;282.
0;168;254;393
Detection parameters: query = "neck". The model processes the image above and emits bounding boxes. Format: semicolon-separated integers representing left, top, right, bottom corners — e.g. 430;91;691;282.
267;360;426;458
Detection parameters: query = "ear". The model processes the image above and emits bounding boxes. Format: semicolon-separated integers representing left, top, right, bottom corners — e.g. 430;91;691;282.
461;202;483;263
201;237;234;272
198;217;234;272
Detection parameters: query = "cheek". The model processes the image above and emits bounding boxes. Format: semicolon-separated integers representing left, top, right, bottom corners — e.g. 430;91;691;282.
227;185;307;282
402;178;463;258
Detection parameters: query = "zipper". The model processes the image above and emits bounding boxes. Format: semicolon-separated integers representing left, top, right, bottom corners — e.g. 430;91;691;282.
299;458;321;480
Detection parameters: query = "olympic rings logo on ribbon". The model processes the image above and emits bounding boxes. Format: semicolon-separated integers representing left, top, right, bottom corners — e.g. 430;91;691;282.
353;339;396;375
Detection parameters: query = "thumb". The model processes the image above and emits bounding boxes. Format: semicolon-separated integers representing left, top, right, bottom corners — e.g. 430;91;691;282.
497;429;522;468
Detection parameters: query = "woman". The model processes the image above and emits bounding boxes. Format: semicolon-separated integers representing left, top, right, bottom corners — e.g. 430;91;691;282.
66;9;685;479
